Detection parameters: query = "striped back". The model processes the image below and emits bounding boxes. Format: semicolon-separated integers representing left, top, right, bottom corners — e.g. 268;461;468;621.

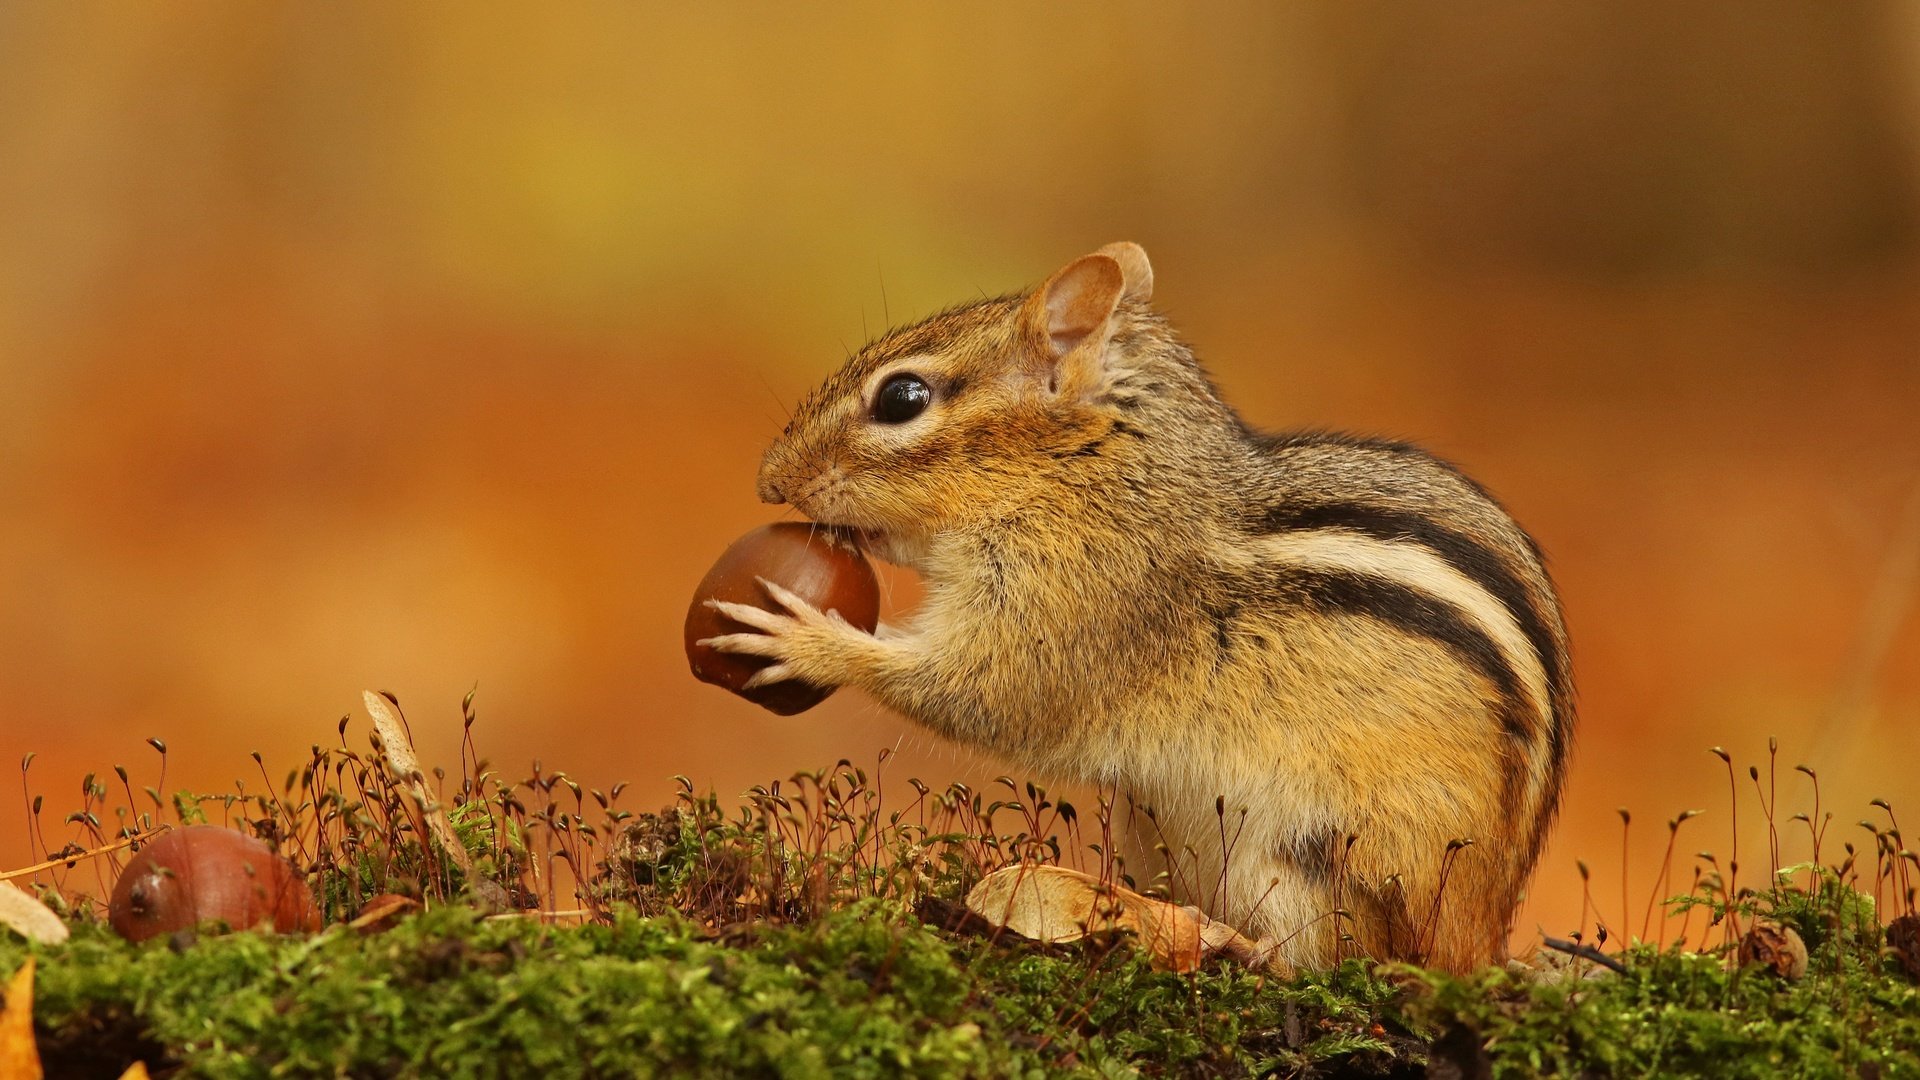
1247;432;1573;850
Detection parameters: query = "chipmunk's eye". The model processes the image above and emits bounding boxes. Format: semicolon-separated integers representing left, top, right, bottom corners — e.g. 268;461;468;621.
872;373;932;424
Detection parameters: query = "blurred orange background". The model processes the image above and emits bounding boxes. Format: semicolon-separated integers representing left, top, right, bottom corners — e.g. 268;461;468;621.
3;4;1917;944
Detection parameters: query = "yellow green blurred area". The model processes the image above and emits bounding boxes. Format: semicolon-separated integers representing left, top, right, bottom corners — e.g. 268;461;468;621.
3;4;1917;943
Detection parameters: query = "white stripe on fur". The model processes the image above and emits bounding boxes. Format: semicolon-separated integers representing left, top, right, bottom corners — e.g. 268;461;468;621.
1255;529;1552;759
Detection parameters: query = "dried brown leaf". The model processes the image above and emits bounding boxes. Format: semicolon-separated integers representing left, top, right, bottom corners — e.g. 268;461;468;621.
0;885;67;946
347;892;421;933
1;957;42;1080
362;690;474;877
966;864;1131;942
964;864;1288;974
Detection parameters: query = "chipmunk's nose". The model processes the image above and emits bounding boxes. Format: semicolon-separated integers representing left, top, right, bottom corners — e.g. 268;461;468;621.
755;454;790;504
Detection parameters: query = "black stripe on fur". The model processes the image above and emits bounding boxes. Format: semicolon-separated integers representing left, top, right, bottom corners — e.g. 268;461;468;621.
1253;502;1564;764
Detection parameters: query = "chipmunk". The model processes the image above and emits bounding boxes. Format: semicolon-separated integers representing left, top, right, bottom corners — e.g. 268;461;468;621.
702;243;1573;972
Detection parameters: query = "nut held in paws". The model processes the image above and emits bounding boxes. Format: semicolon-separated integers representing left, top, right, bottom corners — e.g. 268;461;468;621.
685;523;880;714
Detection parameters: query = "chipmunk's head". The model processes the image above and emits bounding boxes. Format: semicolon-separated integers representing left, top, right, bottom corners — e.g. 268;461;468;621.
757;243;1159;564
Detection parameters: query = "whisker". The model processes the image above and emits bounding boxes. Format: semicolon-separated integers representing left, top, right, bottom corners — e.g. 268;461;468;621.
754;371;793;428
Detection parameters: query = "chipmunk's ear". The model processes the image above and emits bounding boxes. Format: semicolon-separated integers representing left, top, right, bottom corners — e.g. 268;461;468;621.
1022;243;1152;394
1095;241;1153;303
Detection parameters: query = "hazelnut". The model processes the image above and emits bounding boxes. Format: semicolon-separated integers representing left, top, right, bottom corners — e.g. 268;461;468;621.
1736;921;1808;980
685;523;880;714
1888;913;1920;981
108;826;320;943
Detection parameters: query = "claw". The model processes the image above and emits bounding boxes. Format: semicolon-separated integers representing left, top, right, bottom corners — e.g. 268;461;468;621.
741;663;796;690
696;633;785;658
705;599;789;633
756;576;814;616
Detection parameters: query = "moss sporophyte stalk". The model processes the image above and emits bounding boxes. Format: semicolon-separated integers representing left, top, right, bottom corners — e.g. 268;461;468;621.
3;701;1917;1077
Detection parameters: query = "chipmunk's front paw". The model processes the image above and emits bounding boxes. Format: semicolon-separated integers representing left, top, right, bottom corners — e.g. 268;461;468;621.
697;577;880;690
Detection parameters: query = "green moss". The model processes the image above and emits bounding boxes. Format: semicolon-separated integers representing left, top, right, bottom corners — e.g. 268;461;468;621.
1401;947;1919;1079
21;896;1911;1078
11;729;1918;1077
4;903;1416;1078
1400;869;1920;1080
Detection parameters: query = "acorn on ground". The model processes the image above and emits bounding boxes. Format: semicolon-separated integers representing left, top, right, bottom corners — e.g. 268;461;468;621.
1888;913;1920;981
1736;921;1808;980
108;825;320;943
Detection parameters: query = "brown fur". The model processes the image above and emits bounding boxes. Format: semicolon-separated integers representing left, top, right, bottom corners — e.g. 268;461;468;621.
719;244;1574;972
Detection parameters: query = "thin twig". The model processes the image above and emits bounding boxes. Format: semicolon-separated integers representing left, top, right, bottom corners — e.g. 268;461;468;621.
1542;935;1629;974
0;824;171;882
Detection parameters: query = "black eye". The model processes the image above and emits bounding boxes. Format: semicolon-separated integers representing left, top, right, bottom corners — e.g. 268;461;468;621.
871;373;933;424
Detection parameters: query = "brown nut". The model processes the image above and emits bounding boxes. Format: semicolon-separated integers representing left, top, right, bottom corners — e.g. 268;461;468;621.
685;523;880;715
1736;921;1808;980
1888;913;1920;981
108;826;321;943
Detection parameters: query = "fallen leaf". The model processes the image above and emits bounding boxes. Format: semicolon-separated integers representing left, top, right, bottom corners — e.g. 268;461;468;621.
0;886;68;946
363;691;473;877
348;893;420;933
119;1063;150;1080
981;866;1119;932
964;864;1290;975
1;957;43;1080
363;693;512;911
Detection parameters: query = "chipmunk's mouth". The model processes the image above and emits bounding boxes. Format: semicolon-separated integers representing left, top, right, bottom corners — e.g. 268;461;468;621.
786;495;884;556
820;523;915;569
785;475;926;568
828;523;891;560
